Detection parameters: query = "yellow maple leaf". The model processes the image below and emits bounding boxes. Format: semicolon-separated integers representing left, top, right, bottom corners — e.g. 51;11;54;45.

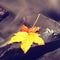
8;25;45;53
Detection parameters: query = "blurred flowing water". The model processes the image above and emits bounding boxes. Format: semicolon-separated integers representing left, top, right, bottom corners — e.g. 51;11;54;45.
0;0;60;60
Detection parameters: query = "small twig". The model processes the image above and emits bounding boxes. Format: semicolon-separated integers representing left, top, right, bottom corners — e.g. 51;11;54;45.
32;14;40;27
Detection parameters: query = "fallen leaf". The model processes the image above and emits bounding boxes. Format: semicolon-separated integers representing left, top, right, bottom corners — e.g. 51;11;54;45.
8;25;45;53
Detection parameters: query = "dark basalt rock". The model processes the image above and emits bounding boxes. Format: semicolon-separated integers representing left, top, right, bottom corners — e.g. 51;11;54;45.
0;33;60;60
42;10;60;22
0;6;10;22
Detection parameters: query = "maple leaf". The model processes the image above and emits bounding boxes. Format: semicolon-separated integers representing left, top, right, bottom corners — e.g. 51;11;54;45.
8;25;45;53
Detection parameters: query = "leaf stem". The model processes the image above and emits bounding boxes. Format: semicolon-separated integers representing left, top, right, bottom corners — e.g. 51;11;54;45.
32;14;40;27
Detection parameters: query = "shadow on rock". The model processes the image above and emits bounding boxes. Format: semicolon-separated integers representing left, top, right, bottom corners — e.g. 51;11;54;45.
42;10;60;22
0;34;60;60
